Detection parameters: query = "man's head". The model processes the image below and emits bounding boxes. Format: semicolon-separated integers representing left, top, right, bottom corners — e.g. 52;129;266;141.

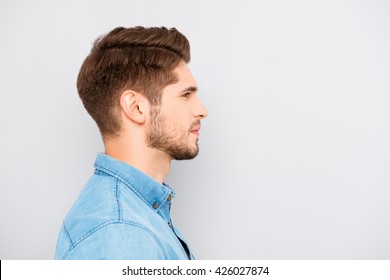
77;26;207;160
77;26;191;136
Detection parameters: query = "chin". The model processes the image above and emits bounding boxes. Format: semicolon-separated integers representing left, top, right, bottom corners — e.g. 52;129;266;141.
173;148;199;161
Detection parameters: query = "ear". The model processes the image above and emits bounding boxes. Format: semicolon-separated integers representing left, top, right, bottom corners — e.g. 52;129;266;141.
119;90;148;124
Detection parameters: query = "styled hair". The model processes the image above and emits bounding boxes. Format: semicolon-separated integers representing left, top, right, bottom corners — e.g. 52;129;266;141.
77;26;191;137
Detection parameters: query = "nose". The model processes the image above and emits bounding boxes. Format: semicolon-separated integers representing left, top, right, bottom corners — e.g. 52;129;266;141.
194;97;208;120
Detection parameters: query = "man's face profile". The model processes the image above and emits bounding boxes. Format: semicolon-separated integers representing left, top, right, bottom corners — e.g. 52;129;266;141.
146;62;208;160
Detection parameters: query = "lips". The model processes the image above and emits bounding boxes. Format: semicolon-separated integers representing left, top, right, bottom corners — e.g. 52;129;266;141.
190;121;201;136
191;127;200;136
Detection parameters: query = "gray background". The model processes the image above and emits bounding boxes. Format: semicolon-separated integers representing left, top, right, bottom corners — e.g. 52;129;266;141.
1;0;389;259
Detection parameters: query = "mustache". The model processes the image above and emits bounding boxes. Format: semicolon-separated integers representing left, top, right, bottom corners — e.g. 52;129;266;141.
190;120;201;130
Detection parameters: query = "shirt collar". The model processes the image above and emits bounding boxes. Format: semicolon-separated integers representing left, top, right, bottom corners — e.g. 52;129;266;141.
93;153;175;211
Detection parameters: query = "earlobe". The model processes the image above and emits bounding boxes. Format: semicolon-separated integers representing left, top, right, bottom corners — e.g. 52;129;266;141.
120;90;146;124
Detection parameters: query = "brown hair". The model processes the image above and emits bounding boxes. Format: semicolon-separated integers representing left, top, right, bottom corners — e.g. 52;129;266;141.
77;26;191;137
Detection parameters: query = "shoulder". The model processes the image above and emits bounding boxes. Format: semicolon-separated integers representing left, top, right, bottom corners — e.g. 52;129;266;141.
64;173;120;233
56;221;166;260
56;174;168;259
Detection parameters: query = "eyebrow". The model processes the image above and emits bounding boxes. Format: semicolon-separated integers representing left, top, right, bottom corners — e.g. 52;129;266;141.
180;86;198;94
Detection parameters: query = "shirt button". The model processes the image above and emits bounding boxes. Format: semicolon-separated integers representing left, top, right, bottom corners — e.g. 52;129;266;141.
153;202;158;209
168;222;173;228
167;195;172;201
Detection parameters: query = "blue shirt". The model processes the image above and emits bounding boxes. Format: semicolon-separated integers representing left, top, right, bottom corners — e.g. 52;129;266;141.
55;153;194;260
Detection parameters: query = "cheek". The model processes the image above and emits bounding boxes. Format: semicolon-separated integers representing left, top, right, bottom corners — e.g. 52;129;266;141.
165;106;191;124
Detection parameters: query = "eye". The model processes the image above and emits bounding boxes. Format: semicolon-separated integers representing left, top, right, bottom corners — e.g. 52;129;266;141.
181;92;191;98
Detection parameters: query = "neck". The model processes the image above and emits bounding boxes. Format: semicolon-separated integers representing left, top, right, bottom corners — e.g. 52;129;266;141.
104;136;171;184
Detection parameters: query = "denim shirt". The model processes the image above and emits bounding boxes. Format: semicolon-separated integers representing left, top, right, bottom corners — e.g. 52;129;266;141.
55;153;194;260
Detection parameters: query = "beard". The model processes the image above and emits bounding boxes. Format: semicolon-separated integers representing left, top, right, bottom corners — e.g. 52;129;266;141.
146;106;200;160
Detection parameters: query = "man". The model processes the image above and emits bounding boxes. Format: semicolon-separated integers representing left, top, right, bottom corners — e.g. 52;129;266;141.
55;26;208;260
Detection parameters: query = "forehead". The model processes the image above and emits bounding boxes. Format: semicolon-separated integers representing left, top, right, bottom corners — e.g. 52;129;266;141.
164;62;197;93
174;61;196;83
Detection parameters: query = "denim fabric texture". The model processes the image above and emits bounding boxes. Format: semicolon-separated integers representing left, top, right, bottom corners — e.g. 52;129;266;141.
55;153;193;260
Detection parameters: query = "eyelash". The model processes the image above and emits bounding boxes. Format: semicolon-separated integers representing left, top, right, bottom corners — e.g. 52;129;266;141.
182;92;191;98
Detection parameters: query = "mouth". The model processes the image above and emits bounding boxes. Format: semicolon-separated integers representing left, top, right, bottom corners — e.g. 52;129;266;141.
190;127;200;136
190;124;201;136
